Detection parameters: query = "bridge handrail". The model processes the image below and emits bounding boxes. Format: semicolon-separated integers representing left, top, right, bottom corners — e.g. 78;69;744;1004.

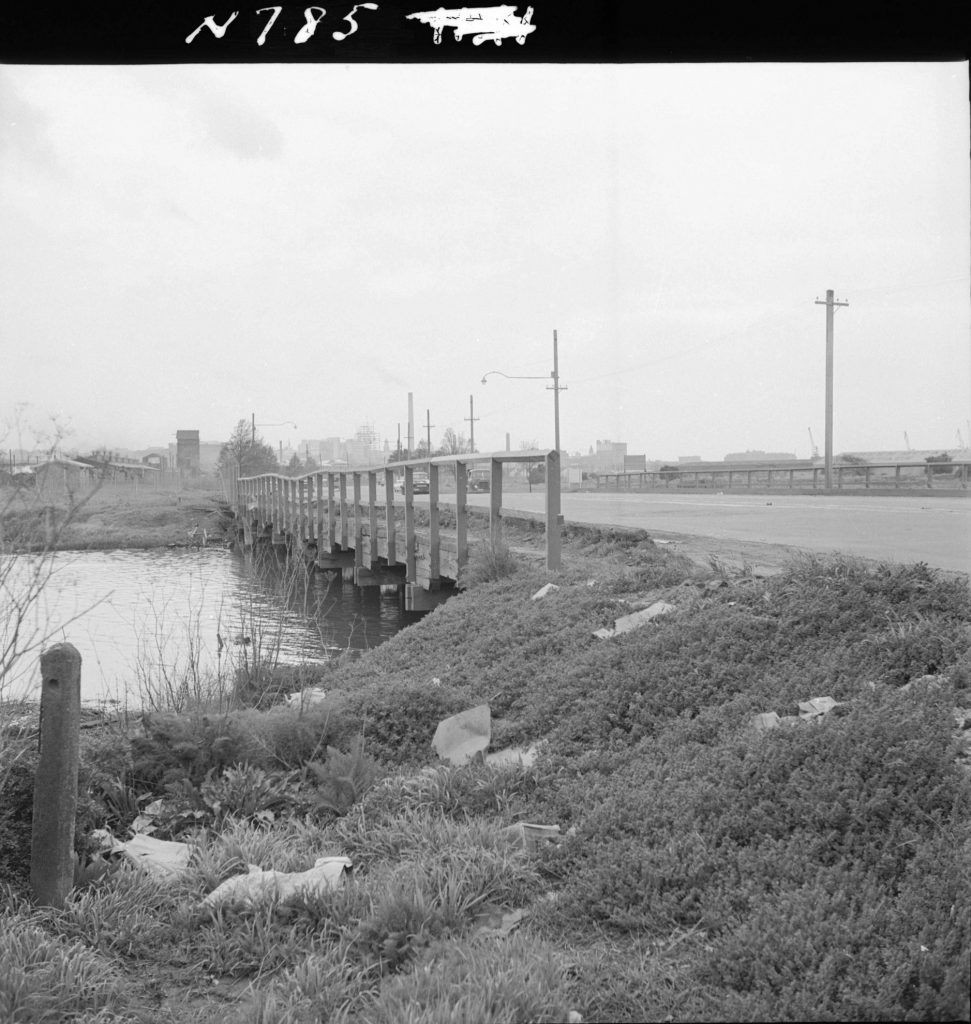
238;448;552;484
233;448;562;575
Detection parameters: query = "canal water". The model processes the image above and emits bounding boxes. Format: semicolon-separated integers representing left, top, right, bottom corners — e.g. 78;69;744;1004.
7;548;420;707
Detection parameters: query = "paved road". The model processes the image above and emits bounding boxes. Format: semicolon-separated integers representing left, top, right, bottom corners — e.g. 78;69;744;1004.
465;490;971;575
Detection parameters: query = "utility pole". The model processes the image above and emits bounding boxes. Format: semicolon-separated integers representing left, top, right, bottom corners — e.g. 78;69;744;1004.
425;409;435;455
547;329;567;454
465;395;479;453
814;290;849;489
251;413;255;445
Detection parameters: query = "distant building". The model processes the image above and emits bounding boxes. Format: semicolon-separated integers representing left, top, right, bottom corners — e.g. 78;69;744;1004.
596;439;628;457
175;430;200;473
724;450;797;462
301;437;344;462
678;455;702;463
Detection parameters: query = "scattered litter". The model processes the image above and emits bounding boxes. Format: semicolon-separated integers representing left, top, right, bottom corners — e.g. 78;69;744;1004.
594;601;675;639
485;744;539;768
751;712;780;731
798;696;840;719
432;704;491;765
900;674;943;694
531;583;560;601
501;822;561;853
203;856;352;908
88;831;194;882
473;905;526;937
753;696;841;733
431;676;442;687
284;686;328;709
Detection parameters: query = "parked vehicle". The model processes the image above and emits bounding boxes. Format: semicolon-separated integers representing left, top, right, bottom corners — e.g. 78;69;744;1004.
468;468;490;492
412;472;430;494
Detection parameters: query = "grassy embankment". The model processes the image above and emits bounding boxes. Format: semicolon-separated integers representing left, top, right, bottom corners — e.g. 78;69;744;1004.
0;481;233;551
1;515;970;1022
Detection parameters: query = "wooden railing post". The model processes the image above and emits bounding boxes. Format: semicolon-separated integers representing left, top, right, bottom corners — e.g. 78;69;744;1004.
31;643;81;909
384;467;396;563
353;472;363;573
404;465;416;583
327;474;336;549
298;476;308;541
489;458;503;548
315;472;325;543
455;460;468;576
429;463;440;584
545;449;561;571
368;471;379;568
339;473;349;548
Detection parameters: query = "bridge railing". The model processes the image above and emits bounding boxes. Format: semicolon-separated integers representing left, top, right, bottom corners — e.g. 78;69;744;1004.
595;461;971;493
236;449;561;584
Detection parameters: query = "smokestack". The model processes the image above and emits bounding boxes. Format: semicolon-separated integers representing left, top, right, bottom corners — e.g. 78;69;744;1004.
506;433;511;451
407;393;414;457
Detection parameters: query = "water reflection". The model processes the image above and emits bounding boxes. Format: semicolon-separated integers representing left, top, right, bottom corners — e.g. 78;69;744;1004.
16;547;420;705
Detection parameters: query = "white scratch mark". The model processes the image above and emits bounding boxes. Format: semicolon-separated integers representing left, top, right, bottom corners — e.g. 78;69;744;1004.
406;5;535;46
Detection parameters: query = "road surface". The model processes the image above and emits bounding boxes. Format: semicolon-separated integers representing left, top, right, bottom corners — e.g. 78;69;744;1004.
465;490;971;576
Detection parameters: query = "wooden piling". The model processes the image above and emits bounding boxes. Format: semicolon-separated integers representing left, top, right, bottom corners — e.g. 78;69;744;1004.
30;643;82;909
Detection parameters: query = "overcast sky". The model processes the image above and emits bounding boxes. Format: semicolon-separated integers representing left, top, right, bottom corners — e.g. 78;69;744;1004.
1;62;968;461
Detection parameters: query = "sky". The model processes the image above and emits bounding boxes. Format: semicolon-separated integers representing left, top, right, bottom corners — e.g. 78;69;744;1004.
1;61;968;462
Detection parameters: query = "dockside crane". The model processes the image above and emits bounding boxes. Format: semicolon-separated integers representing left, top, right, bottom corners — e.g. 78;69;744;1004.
808;428;820;459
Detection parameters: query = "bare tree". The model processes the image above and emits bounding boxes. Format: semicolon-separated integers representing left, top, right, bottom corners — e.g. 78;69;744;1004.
439;427;471;455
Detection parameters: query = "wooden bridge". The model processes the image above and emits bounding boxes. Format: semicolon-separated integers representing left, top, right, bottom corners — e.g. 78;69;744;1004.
234;450;561;610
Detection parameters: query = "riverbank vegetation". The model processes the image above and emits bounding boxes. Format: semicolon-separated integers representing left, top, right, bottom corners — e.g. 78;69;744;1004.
2;528;970;1022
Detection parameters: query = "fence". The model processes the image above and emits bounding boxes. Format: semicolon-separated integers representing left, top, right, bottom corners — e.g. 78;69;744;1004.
595;461;971;493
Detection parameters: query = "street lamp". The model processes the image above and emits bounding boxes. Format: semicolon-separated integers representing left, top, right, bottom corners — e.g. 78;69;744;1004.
480;330;566;453
251;414;298;444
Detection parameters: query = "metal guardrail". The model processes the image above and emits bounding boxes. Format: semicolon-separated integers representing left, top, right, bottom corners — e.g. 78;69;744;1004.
595;461;971;492
235;450;562;591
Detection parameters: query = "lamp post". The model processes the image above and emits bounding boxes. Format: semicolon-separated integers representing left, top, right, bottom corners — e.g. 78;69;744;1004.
481;330;566;454
251;415;298;444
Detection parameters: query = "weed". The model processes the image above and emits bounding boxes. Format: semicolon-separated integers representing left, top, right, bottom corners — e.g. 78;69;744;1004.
340;932;577;1024
457;538;520;589
0;902;125;1021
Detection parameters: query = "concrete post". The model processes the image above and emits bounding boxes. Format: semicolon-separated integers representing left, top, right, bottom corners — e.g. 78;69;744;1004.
545;449;562;571
30;643;82;909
